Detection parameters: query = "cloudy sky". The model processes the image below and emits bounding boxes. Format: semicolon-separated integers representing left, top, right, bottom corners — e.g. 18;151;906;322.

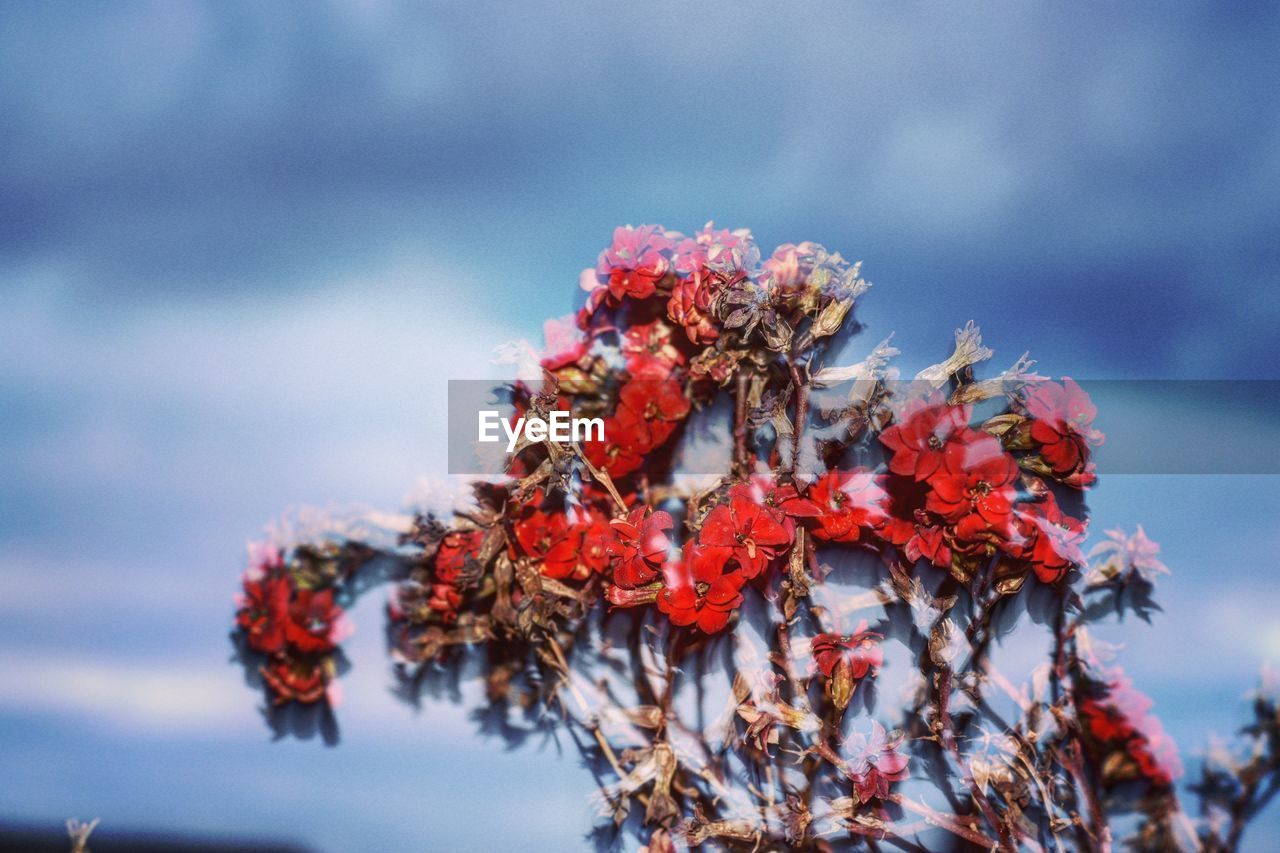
2;2;1278;849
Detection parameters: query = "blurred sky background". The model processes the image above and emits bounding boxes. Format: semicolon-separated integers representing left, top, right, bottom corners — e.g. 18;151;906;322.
2;1;1279;850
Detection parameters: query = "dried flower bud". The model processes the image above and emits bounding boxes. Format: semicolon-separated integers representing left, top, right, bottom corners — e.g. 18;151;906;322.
811;296;854;340
915;320;994;387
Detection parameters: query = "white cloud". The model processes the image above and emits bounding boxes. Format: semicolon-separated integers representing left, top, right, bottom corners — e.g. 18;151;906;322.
0;255;527;508
0;650;253;735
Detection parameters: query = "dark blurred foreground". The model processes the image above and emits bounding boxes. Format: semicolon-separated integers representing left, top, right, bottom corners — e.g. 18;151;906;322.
0;823;311;853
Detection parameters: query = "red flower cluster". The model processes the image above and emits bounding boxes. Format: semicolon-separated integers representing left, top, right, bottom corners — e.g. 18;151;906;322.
1013;493;1087;583
606;494;785;632
234;544;349;705
557;233;1104;636
880;402;1020;568
511;497;613;582
878;393;1090;585
728;475;820;525
1080;670;1183;786
604;470;886;633
225;222;1278;853
666;223;756;344
584;376;691;478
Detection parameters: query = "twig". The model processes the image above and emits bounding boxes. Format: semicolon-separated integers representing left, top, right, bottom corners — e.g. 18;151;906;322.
788;361;809;475
734;370;750;474
571;441;629;517
938;668;1016;851
888;793;998;848
67;818;98;853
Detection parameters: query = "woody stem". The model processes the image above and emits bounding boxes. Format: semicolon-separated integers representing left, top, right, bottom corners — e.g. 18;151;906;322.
734;370;750;474
886;793;998;848
789;361;808;475
938;667;1016;851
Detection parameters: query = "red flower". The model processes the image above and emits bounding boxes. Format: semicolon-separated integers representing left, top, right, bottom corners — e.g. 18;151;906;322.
657;541;746;633
592;224;676;305
513;508;588;580
1081;671;1152;743
425;583;461;621
608;507;673;588
880;396;972;482
582;379;689;479
1081;670;1183;785
436;530;483;581
260;657;330;705
622;321;686;380
808;468;888;543
811;621;884;709
428;529;483;622
812;623;884;680
618;378;691;445
905;524;952;568
729;475;822;524
666;278;719;344
583;404;654;478
925;432;1019;540
843;721;910;803
1024;378;1103;483
236;572;291;654
580;510;617;575
1014;494;1086;583
699;493;792;578
283;588;345;655
881;479;953;568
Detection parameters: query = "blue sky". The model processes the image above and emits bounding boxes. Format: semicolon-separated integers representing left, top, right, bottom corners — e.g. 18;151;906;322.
1;2;1278;850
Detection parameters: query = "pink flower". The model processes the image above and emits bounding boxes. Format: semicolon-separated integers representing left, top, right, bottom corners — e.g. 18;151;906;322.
589;225;677;306
540;314;590;370
760;241;849;298
843;721;910;803
762;242;822;295
671;222;756;279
